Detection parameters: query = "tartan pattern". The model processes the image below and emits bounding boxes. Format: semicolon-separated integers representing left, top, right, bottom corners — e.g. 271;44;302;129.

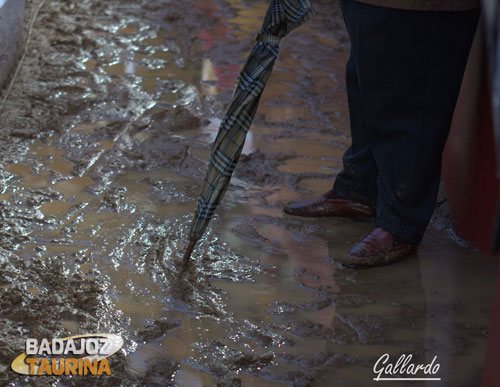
189;0;315;241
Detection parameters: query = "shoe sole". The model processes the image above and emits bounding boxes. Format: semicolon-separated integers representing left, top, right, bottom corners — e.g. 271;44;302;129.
335;247;417;269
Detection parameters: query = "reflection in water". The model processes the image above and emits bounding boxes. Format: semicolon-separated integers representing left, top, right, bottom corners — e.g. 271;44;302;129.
201;58;219;96
124;61;136;75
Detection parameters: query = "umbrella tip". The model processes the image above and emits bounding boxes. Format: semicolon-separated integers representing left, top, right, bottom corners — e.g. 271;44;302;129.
182;239;196;266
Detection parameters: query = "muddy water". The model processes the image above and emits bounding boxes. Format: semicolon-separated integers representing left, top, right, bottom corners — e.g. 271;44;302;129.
0;0;496;385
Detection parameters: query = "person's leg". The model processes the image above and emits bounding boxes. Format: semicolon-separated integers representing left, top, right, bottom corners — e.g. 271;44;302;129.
283;15;379;219
342;0;479;245
331;51;378;209
335;0;480;267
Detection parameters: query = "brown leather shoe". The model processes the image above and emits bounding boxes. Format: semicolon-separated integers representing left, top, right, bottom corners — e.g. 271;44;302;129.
283;190;375;218
337;227;417;268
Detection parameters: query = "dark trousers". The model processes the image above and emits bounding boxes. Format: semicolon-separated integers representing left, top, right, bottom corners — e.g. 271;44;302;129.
332;0;480;244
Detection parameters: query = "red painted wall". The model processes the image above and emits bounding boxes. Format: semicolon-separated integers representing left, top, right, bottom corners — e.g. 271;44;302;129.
444;80;499;253
442;27;499;254
442;28;499;386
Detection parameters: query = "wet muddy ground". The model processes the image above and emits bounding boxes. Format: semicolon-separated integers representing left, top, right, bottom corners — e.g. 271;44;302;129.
0;0;497;385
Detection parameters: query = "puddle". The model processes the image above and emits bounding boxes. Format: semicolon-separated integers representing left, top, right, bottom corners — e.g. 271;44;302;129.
0;0;496;385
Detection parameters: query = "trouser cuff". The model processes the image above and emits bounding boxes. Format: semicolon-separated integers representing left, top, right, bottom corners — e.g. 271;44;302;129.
332;175;377;209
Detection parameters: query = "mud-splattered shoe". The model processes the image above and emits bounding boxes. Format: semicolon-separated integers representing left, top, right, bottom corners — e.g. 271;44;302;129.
338;227;417;268
283;190;375;218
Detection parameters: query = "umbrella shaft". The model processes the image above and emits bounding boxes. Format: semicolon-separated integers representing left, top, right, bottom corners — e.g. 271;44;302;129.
183;239;196;264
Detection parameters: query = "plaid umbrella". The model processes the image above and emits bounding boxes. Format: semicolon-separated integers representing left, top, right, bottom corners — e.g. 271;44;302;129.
184;0;315;262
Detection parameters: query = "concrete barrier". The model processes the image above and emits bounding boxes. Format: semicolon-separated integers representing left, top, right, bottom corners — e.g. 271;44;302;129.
0;0;25;87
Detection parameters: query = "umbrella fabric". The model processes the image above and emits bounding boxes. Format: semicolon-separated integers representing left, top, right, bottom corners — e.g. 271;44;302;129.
188;0;315;244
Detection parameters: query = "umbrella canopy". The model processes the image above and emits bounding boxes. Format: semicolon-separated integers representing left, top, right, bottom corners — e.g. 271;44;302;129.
184;0;315;260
